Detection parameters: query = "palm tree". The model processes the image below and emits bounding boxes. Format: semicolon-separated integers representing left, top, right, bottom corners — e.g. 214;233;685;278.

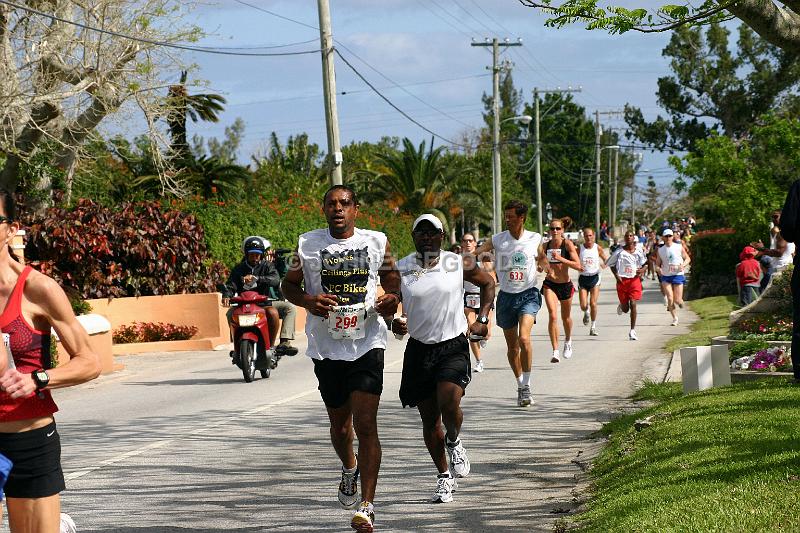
165;71;226;159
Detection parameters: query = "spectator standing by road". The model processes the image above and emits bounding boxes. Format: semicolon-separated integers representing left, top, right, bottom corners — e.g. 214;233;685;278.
282;185;401;532
0;192;101;533
780;182;800;385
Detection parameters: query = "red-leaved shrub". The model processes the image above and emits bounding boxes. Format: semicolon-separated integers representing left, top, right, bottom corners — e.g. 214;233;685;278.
24;199;228;298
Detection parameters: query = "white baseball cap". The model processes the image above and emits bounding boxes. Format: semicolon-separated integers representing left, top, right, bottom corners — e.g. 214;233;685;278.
412;214;444;232
662;229;674;236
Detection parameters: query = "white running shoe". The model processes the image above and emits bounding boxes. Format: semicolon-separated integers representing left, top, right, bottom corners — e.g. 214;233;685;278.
671;317;679;326
629;330;638;341
517;385;532;407
338;462;360;509
589;326;598;336
617;304;624;315
474;360;484;373
350;501;375;532
60;514;77;533
582;310;590;326
431;473;457;503
550;350;561;363
563;342;573;359
446;438;470;478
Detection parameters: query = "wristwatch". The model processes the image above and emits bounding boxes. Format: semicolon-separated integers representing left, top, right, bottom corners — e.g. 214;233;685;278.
477;315;489;325
32;369;50;390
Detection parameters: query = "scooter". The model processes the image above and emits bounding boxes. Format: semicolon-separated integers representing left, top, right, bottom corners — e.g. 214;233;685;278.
228;290;277;383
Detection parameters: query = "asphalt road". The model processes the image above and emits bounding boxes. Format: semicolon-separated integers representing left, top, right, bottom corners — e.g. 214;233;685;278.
42;274;691;532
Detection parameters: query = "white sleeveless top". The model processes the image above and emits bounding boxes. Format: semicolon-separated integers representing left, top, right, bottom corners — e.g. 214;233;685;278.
492;230;542;294
297;228;388;361
579;243;601;276
398;251;467;344
658;242;685;276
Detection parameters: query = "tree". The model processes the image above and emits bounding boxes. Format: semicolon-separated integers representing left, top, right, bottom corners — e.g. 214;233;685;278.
192;118;246;164
517;1;800;55
624;24;800;151
0;1;200;203
672;113;799;241
481;70;525;142
165;71;226;160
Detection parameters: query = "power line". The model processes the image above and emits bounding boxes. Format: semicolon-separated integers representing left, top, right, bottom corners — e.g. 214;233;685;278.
333;48;470;148
0;0;323;56
231;0;318;31
193;37;319;51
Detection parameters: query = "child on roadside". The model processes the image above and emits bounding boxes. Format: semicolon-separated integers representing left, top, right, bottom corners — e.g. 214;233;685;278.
736;246;762;306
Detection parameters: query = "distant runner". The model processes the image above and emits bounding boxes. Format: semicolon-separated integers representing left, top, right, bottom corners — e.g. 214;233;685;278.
577;227;608;336
460;233;491;372
608;231;648;340
656;229;690;326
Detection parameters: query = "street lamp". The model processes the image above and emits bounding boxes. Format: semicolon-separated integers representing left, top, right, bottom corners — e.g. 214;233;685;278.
596;145;619;238
492;114;533;235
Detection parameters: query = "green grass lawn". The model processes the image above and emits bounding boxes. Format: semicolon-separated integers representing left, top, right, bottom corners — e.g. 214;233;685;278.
664;295;738;354
579;379;800;532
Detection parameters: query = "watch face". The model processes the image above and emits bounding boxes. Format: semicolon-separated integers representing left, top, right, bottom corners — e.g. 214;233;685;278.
34;370;49;387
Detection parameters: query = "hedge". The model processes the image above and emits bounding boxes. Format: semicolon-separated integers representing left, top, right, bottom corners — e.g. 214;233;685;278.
687;229;749;299
175;194;416;269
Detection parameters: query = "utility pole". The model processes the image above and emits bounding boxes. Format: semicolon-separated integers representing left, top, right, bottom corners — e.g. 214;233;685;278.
318;0;343;185
533;86;580;235
595;110;601;238
472;38;521;235
612;148;619;228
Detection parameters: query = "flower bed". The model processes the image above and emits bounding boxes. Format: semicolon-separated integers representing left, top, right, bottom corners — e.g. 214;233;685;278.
728;313;792;341
731;346;792;372
113;322;198;344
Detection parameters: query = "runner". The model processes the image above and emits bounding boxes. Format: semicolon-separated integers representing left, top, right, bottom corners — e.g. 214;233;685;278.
540;218;582;363
391;215;494;503
475;200;545;407
460;233;491;372
608;231;648;340
0;192;101;532
577;227;609;336
656;229;691;326
281;185;401;533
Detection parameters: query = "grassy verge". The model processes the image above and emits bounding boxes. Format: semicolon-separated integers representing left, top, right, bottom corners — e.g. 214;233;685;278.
580;379;800;531
664;295;738;354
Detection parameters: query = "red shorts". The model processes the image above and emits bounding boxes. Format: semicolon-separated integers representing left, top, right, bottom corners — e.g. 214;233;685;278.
616;276;642;303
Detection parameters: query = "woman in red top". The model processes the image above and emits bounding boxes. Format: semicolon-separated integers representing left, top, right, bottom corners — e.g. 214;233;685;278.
0;192;100;532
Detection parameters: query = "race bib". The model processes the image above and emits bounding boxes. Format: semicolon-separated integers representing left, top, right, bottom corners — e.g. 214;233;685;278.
546;249;562;263
668;263;681;274
583;257;596;269
623;265;635;276
328;303;366;340
508;268;526;287
465;293;480;308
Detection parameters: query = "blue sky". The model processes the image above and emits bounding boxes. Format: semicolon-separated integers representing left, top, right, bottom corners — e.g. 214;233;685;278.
181;0;681;184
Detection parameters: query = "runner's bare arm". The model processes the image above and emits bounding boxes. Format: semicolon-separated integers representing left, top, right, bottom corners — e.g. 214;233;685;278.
0;274;100;399
474;238;494;257
463;256;495;335
681;246;691;267
557;240;583;271
281;249;338;318
375;240;401;316
536;244;549;272
599;245;609;266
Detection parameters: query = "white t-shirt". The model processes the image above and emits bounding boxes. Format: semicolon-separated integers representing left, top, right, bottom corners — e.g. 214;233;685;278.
492;230;542;294
658;242;685;276
773;242;796;272
398;251;467;344
579;243;601;276
608;247;647;279
297;228;388;361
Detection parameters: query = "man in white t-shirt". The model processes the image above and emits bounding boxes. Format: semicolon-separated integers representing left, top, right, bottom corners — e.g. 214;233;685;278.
391;214;494;504
607;231;648;341
475;200;546;407
577;227;609;336
282;185;401;533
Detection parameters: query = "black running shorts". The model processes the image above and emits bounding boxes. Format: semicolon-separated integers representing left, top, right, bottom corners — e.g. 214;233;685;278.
578;274;600;291
0;421;65;498
399;334;471;408
312;348;384;408
542;278;576;301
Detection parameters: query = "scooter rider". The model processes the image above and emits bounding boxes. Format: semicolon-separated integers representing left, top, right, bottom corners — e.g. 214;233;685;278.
222;236;281;349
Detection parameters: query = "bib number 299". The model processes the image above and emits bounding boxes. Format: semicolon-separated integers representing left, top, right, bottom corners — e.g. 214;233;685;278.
335;315;358;330
329;304;366;340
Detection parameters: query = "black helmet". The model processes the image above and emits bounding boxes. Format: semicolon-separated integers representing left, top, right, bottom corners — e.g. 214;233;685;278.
243;236;266;255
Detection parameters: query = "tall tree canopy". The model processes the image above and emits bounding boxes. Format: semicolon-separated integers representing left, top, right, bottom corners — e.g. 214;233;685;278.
624;23;800;151
517;1;800;55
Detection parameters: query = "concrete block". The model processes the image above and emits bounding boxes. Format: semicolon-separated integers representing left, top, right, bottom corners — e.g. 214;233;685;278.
680;344;731;394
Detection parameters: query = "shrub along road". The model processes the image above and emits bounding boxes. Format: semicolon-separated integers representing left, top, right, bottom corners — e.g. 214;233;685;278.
45;275;691;532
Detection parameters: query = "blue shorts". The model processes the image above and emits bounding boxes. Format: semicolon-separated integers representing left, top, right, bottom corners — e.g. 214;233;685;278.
496;287;542;329
662;274;686;285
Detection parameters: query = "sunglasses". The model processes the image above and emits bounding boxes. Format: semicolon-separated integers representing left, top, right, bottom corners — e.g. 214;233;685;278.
549;226;563;231
461;238;475;242
0;216;13;225
413;229;442;238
